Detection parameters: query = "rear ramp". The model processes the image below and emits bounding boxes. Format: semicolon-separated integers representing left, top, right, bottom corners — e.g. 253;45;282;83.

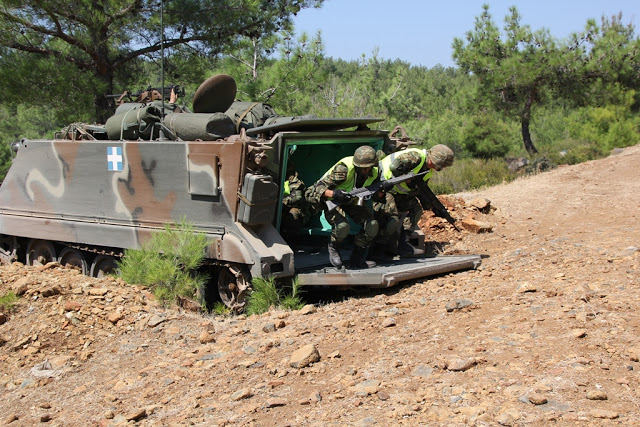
296;254;481;288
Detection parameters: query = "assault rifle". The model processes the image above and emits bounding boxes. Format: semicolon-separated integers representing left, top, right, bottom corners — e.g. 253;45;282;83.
414;180;460;231
326;170;428;212
106;84;185;105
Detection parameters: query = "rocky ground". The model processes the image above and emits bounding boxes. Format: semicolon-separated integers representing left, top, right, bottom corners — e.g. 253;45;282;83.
0;144;639;426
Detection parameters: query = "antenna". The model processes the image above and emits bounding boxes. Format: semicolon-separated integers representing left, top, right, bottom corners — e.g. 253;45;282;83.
160;0;165;122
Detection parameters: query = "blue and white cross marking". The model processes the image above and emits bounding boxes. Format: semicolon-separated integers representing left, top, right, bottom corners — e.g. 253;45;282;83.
107;146;123;171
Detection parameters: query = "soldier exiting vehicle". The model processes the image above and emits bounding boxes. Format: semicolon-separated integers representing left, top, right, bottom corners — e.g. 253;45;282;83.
305;146;380;269
375;144;455;257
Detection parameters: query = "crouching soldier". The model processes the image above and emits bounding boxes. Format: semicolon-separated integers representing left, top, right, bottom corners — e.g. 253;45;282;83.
377;144;455;256
305;146;380;269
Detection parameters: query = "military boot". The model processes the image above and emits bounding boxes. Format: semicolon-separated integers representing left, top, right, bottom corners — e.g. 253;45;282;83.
349;245;376;269
398;231;425;257
328;241;343;269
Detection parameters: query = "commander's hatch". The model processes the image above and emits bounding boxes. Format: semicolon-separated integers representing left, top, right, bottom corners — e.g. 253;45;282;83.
294;248;481;288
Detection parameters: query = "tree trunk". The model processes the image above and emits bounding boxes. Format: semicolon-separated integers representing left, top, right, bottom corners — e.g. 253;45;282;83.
94;90;113;124
92;60;116;124
521;89;539;156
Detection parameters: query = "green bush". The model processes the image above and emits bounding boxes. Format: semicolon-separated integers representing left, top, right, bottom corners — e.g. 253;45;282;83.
541;137;607;165
245;276;304;316
461;111;513;159
0;291;18;311
429;157;516;194
565;105;640;152
117;219;209;306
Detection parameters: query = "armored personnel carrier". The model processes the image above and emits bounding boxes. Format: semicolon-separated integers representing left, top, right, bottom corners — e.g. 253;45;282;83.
0;75;480;310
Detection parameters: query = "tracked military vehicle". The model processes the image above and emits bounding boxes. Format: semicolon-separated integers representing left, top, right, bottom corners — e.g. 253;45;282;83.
0;75;480;310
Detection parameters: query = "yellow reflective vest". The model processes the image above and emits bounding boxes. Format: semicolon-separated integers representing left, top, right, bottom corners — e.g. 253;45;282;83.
322;156;379;193
378;148;433;194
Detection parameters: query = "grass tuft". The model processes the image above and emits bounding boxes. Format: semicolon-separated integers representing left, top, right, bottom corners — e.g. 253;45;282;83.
245;276;305;316
117;218;209;307
0;290;18;311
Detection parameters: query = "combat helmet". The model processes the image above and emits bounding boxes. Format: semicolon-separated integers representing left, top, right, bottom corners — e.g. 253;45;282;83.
353;145;377;168
428;144;454;170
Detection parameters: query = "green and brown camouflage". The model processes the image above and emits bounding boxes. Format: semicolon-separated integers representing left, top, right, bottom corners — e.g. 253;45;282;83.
0;75;480;310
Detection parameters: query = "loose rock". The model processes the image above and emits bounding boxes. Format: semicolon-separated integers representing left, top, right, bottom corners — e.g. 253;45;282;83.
446;299;474;312
590;409;619;419
198;330;215;344
265;398;286;408
446;358;476;372
299;304;317;315
528;392;548;405
381;317;396;327
230;388;253;401
289;344;320;368
586;390;608;400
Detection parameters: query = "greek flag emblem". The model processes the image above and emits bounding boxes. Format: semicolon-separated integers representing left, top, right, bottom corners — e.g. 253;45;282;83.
107;147;123;171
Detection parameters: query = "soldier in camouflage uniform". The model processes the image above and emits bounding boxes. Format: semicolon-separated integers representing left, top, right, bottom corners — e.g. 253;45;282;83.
281;162;310;243
305;146;380;269
377;144;454;256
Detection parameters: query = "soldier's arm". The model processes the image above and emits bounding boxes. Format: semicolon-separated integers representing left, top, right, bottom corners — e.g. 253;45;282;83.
320;163;348;199
288;186;305;205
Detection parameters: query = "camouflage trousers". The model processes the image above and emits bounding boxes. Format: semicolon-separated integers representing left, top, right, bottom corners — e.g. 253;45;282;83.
394;193;423;231
375;192;422;234
325;203;378;248
373;192;401;247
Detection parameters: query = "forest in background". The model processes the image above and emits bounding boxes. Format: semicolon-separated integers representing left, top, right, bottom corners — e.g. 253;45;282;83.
0;2;638;192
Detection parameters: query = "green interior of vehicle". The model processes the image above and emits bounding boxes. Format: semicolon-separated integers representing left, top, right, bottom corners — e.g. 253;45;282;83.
279;138;384;237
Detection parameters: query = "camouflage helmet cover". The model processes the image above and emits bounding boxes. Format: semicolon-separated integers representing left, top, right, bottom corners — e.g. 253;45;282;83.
353;145;377;168
428;144;454;170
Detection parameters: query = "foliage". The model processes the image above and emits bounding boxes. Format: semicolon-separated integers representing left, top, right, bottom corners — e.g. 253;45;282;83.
0;0;325;121
0;290;18;311
566;104;640;150
211;30;325;113
117;219;209;306
245;276;305;316
461;111;514;158
212;301;231;316
453;5;640;156
540;137;608;166
429;158;516;194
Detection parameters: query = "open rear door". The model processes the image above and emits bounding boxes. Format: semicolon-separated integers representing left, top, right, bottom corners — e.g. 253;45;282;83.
295;254;481;288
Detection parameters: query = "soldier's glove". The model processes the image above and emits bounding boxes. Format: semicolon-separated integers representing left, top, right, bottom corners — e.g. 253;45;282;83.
380;180;394;192
332;189;352;204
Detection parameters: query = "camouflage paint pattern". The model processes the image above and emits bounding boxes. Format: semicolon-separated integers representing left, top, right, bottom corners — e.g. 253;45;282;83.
0;134;293;280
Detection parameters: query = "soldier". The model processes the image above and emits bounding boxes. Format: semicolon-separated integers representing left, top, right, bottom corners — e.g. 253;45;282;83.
305;146;380;269
377;144;455;256
281;161;310;243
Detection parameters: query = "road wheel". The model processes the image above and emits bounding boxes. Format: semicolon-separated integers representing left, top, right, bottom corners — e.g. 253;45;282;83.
0;235;18;264
26;239;56;266
217;264;250;312
58;247;89;275
90;255;118;278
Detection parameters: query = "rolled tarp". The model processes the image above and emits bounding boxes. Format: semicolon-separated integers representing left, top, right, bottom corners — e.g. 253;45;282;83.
105;104;163;140
163;112;236;141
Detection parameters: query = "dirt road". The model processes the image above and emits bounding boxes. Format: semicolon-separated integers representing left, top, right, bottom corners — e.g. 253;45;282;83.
1;144;638;426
